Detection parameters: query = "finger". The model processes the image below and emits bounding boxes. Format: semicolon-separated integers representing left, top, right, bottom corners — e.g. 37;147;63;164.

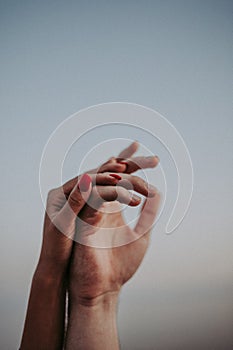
117;155;159;174
97;162;126;174
90;173;123;186
61;142;140;195
118;141;139;158
53;174;92;233
62;172;122;196
134;192;161;236
116;174;157;198
85;141;139;175
89;185;142;207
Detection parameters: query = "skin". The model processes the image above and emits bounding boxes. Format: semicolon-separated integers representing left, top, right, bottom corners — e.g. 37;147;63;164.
66;193;160;350
20;142;160;350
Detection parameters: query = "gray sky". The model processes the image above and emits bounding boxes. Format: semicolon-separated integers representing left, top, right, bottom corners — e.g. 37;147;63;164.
0;1;232;349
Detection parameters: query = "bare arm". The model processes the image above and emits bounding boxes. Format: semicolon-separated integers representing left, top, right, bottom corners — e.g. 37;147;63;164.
20;263;67;349
20;174;93;349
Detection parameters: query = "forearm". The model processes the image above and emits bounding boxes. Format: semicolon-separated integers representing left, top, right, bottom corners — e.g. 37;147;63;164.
65;292;120;350
20;262;67;350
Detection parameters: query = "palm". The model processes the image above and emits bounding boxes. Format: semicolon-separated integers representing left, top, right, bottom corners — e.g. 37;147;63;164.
70;194;159;301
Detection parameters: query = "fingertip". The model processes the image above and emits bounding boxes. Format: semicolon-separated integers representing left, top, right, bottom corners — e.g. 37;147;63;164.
109;173;122;180
156;190;162;201
130;194;141;206
153;155;160;166
145;156;159;168
147;184;158;197
78;173;92;192
132;140;139;151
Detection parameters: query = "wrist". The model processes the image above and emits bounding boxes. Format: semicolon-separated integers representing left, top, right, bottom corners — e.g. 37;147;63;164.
66;291;120;349
70;290;120;308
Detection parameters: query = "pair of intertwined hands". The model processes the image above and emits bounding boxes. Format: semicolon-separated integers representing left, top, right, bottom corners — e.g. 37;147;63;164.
41;141;160;303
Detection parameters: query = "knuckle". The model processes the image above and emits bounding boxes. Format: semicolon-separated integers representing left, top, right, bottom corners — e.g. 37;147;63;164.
47;188;57;197
47;187;60;202
69;194;82;207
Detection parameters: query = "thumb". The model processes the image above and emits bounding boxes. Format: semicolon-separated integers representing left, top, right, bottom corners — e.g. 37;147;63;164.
67;174;92;215
53;174;92;235
134;191;161;237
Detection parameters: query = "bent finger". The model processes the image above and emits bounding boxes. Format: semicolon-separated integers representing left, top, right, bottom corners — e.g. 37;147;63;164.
97;162;126;174
53;174;92;233
117;155;159;174
89;185;142;207
62;172;122;196
116;174;157;198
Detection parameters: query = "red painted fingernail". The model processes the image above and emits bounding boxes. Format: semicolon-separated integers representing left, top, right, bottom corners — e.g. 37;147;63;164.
131;194;141;204
109;173;122;180
78;174;92;192
118;161;128;165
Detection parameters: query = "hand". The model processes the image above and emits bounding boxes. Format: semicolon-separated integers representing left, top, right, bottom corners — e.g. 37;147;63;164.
21;141;159;350
69;189;160;305
65;143;160;350
38;172;121;275
38;141;159;276
67;146;160;304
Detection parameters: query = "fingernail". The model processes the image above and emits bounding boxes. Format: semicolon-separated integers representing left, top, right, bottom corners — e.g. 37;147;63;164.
109;173;122;180
118;161;128;165
78;174;92;192
132;194;141;203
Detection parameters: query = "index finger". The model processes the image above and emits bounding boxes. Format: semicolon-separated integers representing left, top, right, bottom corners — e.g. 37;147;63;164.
117;141;139;158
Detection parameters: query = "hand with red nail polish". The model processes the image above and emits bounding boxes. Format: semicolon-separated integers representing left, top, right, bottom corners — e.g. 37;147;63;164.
85;140;159;175
21;141;161;350
20;173;93;349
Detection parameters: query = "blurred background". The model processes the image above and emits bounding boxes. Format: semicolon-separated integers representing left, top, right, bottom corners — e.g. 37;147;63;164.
0;1;232;349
